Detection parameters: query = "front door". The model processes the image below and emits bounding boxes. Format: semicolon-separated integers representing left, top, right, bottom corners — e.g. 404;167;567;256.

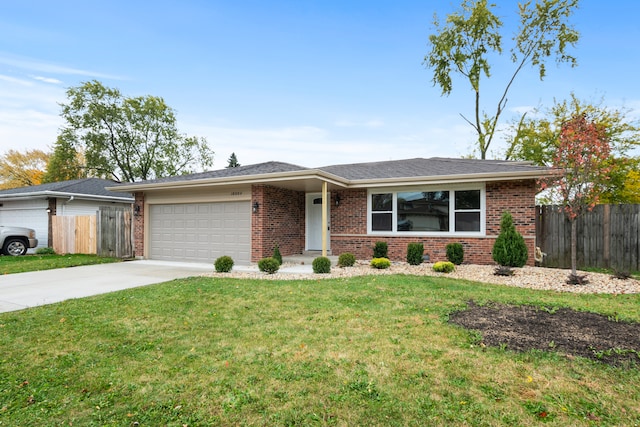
306;193;330;251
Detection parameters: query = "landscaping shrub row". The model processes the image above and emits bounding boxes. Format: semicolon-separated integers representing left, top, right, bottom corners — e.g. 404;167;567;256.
214;211;529;275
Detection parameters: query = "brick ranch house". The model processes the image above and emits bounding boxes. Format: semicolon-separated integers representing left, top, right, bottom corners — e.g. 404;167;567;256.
110;157;556;266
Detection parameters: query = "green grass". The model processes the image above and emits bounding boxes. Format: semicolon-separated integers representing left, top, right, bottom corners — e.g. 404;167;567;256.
0;254;121;274
1;275;639;426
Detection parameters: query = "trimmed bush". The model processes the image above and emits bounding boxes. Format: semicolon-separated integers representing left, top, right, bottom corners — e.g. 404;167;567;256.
35;247;56;255
258;257;280;274
446;243;464;265
373;241;388;258
272;243;283;265
214;255;234;273
432;261;455;273
492;211;528;267
370;257;391;269
338;252;356;267
312;256;332;274
406;242;424;266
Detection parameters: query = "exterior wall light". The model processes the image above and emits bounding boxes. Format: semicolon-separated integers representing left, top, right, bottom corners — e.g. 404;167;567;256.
252;201;260;213
335;194;341;207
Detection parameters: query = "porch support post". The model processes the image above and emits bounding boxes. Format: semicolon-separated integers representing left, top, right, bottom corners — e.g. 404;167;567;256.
322;181;327;257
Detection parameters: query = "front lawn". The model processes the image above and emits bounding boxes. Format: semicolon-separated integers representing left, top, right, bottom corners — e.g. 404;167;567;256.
1;275;638;426
0;254;121;274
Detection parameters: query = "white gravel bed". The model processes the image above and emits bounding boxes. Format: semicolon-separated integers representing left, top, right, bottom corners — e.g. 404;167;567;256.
209;261;640;294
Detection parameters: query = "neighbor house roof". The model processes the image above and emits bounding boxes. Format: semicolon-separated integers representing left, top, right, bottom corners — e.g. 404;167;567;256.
0;178;134;202
110;157;558;192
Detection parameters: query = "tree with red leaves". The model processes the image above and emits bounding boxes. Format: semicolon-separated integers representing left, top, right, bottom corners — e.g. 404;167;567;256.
541;114;613;281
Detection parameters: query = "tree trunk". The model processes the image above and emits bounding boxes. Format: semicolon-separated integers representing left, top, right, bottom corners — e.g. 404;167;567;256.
570;219;577;276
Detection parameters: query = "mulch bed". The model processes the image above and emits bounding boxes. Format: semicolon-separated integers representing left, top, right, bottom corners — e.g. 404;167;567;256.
449;301;640;368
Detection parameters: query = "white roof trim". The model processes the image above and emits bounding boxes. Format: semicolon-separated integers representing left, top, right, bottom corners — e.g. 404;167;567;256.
0;190;134;203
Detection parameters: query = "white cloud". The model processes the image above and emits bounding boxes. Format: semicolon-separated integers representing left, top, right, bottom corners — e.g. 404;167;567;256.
0;75;65;154
0;74;33;86
32;75;63;85
0;53;124;80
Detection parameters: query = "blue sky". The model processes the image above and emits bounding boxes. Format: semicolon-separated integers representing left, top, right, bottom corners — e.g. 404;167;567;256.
1;0;638;169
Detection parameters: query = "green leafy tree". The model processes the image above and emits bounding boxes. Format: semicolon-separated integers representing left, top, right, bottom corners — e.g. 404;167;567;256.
43;129;87;182
617;168;640;204
424;0;579;159
59;80;214;182
505;94;640;203
226;152;240;168
492;211;529;267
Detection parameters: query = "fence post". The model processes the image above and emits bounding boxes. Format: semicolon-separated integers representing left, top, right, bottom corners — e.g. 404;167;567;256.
603;204;610;268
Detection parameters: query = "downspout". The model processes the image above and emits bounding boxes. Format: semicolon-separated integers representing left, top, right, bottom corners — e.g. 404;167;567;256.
62;196;75;215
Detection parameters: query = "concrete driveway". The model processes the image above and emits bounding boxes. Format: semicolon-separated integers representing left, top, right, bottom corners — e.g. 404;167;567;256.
0;260;214;313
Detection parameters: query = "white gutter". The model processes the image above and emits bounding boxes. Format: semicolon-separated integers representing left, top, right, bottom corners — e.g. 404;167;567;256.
346;169;561;188
0;191;134;203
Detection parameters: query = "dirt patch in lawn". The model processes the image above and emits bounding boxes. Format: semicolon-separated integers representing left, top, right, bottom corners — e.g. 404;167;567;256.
449;302;640;368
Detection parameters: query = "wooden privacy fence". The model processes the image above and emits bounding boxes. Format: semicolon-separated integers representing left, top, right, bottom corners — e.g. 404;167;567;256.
51;206;133;258
97;206;133;258
51;215;97;255
536;204;640;271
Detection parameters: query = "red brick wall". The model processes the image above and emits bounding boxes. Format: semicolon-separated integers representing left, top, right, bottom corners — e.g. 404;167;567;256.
134;180;537;265
330;181;537;265
486;180;537;237
133;192;145;258
331;189;367;234
251;185;305;261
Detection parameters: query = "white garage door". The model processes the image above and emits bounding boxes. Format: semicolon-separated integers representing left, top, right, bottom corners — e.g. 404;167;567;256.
149;201;251;264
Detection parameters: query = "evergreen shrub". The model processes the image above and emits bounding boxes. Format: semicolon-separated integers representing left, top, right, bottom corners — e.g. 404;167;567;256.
338;252;356;267
492;211;528;267
446;243;464;265
312;256;332;274
214;255;234;273
432;261;455;273
370;257;391;269
258;257;280;274
272;243;283;265
373;241;388;258
406;243;424;266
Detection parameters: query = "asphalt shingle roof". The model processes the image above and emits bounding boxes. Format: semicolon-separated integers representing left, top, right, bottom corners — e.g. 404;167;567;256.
0;178;133;199
110;157;552;191
317;157;548;180
124;161;309;185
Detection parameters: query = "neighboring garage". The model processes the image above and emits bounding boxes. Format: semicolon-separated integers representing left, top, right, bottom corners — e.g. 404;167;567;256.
148;201;251;264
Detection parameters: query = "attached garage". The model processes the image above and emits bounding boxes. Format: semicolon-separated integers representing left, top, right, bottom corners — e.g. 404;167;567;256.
148;201;251;264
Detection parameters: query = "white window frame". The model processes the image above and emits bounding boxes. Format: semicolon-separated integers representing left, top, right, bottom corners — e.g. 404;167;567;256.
367;183;486;236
